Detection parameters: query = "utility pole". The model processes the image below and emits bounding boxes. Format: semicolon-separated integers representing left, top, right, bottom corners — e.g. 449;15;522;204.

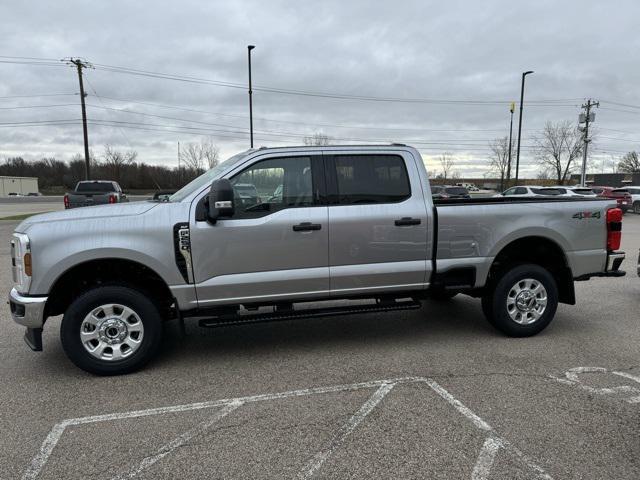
177;141;181;186
579;99;599;186
506;102;515;187
247;45;255;148
515;70;534;184
65;58;93;180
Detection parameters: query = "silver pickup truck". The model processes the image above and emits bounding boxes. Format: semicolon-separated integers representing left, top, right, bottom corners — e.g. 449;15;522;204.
9;145;626;375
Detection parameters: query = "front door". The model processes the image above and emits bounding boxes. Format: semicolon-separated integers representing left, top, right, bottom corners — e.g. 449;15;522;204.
190;154;329;307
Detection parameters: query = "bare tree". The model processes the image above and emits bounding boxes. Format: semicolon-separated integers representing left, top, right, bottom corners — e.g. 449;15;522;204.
102;145;137;182
303;132;331;146
182;138;219;172
533;121;584;185
439;153;455;181
618;151;640;173
201;138;220;169
489;136;509;190
182;142;205;172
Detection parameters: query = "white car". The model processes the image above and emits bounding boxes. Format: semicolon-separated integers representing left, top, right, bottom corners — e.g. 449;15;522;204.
626;186;640;214
495;185;568;198
568;187;598;197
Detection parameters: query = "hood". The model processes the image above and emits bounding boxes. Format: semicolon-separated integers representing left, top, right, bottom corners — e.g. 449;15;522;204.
16;201;159;232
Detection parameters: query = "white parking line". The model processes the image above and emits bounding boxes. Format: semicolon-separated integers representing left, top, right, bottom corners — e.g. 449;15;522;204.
111;401;243;480
297;382;395;479
471;437;503;480
23;376;554;480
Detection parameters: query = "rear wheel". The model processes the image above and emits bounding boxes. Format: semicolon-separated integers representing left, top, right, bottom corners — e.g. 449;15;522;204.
61;285;163;375
634;201;640;214
482;264;558;337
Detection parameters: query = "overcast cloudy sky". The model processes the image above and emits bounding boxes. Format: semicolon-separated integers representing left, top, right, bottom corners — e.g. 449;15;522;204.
1;0;639;177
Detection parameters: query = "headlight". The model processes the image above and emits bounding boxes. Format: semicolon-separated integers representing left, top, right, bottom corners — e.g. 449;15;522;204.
11;233;31;294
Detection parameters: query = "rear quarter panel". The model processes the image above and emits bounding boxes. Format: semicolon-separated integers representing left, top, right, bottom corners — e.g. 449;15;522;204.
435;199;617;286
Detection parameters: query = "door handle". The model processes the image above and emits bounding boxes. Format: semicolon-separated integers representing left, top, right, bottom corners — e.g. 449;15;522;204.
293;222;322;232
394;217;421;226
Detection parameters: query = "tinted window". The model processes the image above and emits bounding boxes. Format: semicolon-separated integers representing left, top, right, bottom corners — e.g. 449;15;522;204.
431;186;443;194
333;155;410;205
502;188;516;196
231;156;314;218
612;189;629;193
76;182;117;193
627;188;640;194
572;188;594;195
514;187;527;195
531;188;562;195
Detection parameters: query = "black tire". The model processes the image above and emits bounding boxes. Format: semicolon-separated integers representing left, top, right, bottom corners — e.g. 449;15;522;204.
429;289;459;301
483;264;558;337
634;202;640;215
60;285;163;375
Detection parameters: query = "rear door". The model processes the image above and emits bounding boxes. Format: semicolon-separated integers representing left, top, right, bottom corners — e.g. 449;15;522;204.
325;150;429;295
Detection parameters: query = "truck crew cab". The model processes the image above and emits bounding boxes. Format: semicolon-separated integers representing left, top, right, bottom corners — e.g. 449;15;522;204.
9;145;626;374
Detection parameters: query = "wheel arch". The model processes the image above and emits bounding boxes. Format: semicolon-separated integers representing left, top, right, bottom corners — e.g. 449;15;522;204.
45;258;174;319
486;235;575;305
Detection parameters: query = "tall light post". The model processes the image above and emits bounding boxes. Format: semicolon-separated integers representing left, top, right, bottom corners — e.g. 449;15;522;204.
247;45;255;148
514;70;534;184
506;101;515;187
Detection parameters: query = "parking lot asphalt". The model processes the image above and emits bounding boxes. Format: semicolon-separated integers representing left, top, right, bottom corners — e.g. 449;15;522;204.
0;215;638;479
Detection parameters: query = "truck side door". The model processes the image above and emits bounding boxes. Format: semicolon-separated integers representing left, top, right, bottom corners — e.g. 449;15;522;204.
190;154;329;307
325;151;429;295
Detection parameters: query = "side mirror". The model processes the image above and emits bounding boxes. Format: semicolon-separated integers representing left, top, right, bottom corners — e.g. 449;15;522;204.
207;178;235;223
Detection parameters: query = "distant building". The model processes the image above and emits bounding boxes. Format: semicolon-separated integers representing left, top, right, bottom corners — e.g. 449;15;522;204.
569;173;640;187
0;176;39;197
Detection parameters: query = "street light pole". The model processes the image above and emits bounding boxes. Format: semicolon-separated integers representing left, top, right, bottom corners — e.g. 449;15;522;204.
514;70;534;184
506;102;515;187
247;45;255;148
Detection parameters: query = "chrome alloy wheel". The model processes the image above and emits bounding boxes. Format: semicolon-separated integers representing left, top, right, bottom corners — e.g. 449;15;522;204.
506;278;547;325
80;304;144;361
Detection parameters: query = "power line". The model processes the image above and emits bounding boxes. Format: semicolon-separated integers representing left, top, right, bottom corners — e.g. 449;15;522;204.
0;93;76;99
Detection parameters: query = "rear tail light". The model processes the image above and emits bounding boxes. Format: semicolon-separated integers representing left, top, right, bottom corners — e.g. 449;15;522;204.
108;194;116;204
606;207;622;251
63;194;69;209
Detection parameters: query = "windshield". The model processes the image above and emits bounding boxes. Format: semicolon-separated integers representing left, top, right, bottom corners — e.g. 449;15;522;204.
169;151;251;202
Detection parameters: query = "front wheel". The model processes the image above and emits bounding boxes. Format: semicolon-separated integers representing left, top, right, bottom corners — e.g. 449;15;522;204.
60;285;163;375
482;264;558;337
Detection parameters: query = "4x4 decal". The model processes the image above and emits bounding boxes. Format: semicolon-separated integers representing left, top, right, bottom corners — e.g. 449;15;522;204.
572;210;601;219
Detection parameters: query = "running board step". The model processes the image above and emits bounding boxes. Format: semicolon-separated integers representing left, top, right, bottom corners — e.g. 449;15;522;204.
197;299;422;329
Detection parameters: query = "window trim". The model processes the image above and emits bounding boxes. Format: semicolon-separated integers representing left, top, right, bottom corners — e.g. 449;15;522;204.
324;154;412;206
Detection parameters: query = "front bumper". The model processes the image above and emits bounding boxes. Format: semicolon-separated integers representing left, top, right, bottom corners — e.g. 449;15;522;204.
8;288;47;329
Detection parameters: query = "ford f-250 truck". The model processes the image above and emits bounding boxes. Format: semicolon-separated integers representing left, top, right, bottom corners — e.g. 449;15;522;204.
64;180;128;209
9;145;626;375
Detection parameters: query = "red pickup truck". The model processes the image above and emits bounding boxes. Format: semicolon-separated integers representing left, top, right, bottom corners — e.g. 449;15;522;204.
592;187;632;213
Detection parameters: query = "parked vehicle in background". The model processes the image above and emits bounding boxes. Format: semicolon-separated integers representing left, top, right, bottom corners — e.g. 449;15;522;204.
496;186;566;197
569;187;598;197
64;181;128;209
591;187;632;213
456;182;479;192
625;186;640;214
8;145;626;375
431;185;470;199
152;190;176;202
